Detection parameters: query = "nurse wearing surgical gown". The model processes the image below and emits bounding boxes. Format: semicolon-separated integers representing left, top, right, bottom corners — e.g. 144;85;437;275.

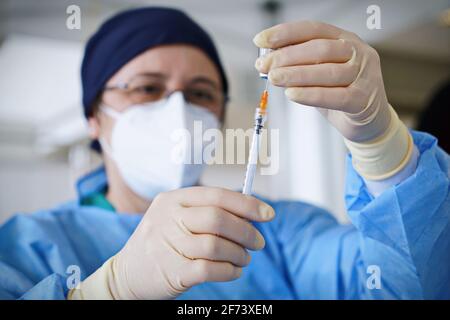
0;7;448;300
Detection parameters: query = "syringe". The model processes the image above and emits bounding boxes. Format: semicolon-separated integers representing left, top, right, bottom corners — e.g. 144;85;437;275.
242;48;272;194
242;47;272;195
242;87;269;195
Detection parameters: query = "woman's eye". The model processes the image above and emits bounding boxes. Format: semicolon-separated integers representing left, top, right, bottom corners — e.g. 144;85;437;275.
189;89;214;101
136;85;162;94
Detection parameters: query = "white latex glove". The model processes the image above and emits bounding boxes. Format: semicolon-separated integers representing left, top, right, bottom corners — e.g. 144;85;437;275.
254;21;413;180
68;187;275;300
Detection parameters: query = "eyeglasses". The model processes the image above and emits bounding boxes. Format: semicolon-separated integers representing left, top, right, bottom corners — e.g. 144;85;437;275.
102;74;226;111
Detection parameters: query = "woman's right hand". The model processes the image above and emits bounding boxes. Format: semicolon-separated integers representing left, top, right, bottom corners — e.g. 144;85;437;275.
109;186;275;299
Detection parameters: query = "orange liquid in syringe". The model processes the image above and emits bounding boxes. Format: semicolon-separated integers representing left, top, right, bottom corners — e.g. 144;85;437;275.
259;90;269;113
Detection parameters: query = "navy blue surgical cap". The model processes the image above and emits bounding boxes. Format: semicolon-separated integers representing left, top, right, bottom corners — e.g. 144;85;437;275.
81;7;229;118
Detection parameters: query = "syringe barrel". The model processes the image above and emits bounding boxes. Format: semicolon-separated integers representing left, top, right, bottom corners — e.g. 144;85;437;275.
242;163;257;195
242;132;260;195
254;108;267;121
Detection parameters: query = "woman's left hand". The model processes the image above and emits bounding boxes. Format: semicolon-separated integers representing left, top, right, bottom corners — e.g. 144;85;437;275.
254;21;392;143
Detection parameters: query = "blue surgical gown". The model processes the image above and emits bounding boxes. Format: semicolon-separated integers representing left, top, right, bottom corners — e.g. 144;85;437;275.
0;131;449;300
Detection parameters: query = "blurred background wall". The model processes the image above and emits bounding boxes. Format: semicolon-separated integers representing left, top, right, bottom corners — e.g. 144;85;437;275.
0;0;449;223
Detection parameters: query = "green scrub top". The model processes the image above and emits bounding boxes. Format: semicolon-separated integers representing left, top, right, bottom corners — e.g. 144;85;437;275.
81;188;115;212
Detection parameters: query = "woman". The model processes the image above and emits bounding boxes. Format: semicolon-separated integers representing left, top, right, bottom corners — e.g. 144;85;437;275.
0;7;448;300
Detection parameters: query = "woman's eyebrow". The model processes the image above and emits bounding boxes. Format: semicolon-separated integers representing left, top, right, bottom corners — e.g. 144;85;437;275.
132;72;168;80
188;76;220;90
106;72;167;87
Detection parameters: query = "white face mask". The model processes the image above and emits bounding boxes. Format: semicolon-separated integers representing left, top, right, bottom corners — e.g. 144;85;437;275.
99;91;220;201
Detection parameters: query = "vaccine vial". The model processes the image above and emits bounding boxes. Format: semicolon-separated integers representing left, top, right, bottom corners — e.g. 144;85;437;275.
258;47;273;79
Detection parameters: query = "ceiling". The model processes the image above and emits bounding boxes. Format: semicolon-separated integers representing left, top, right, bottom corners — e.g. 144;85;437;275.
1;0;448;64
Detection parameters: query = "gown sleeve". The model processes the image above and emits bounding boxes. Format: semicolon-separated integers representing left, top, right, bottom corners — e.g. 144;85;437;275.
270;131;450;299
0;210;77;300
0;204;138;300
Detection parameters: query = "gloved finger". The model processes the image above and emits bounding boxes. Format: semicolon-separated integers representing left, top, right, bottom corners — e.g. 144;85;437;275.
268;62;359;88
253;20;354;49
180;206;265;251
169;186;275;222
284;86;367;114
183;260;242;287
173;233;251;267
255;39;354;74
